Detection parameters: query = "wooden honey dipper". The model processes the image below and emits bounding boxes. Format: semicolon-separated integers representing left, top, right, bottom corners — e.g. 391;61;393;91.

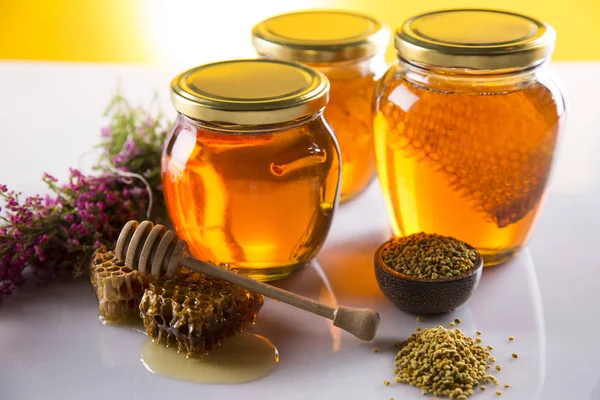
115;220;380;341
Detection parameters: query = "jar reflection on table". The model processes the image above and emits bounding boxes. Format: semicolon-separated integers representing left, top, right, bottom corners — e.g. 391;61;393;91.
373;10;566;266
252;10;389;202
162;60;341;281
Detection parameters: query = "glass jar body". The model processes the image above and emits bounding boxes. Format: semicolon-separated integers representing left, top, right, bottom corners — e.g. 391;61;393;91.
162;113;341;281
310;56;387;202
255;54;387;202
374;60;566;265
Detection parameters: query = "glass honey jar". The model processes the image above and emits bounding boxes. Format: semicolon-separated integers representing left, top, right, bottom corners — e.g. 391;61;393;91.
252;10;389;202
162;59;341;281
373;9;566;266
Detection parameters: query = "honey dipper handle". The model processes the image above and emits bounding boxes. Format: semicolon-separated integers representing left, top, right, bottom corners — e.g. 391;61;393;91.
181;257;334;318
180;257;380;341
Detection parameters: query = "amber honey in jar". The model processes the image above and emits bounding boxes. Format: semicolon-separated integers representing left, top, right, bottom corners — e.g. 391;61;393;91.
374;10;566;266
163;59;341;281
252;11;389;202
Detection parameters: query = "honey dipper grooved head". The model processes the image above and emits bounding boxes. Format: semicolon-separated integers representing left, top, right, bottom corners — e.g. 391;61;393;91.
115;220;188;278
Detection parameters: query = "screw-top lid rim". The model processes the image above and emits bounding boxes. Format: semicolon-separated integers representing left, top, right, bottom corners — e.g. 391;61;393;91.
394;9;556;70
170;59;330;126
252;10;390;63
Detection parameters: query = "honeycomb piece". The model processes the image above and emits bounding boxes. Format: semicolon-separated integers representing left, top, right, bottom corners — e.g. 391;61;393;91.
139;269;264;358
89;246;154;322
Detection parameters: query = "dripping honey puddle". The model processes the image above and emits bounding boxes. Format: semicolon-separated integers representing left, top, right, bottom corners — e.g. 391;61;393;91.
140;332;279;384
98;316;146;334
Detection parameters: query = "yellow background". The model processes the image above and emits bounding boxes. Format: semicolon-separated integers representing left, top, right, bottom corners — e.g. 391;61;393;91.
1;0;598;67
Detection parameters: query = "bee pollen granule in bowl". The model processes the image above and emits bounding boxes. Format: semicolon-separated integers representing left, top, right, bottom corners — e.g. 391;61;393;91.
394;326;495;398
382;233;478;279
374;232;483;314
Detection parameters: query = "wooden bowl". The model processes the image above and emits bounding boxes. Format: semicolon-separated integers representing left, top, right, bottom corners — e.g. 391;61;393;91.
374;240;483;314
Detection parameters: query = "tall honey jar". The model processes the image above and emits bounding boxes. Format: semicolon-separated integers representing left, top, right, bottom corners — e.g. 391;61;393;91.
374;9;566;266
252;11;389;202
162;59;341;281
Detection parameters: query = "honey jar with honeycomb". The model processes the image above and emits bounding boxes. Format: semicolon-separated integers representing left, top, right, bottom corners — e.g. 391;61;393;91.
162;59;341;281
252;11;389;202
373;9;566;265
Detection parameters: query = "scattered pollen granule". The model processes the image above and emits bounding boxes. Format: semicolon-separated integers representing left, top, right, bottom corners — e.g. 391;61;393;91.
393;326;494;398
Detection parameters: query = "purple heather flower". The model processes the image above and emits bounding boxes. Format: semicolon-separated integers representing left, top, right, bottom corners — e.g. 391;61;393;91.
12;229;22;240
6;197;18;209
42;173;58;183
112;154;126;165
0;95;166;301
106;192;118;204
68;168;80;178
0;168;149;300
34;245;46;262
124;139;136;154
130;187;144;197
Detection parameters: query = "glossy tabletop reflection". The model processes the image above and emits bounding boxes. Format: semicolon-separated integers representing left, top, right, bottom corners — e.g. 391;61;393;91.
0;61;599;399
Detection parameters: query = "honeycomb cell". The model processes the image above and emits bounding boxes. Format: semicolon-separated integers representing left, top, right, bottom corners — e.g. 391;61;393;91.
139;269;264;358
89;246;154;322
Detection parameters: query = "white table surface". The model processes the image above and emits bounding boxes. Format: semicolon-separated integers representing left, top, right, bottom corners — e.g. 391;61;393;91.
0;61;599;400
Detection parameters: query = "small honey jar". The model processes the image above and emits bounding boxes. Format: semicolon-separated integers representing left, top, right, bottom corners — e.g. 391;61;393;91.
252;10;389;202
373;9;566;265
162;59;341;281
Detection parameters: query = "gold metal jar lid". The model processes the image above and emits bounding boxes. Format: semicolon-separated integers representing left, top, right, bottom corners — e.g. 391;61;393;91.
252;10;389;63
395;9;556;70
170;59;329;126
